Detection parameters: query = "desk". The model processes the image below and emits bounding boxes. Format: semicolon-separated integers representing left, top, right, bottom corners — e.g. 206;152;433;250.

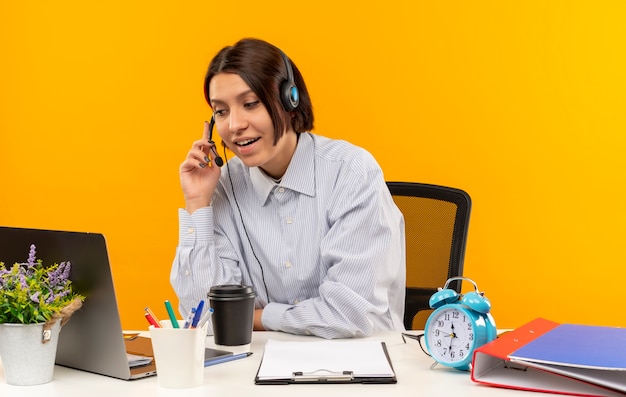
0;331;554;396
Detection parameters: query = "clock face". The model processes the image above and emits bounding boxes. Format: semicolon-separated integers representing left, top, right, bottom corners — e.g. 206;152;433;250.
425;306;476;366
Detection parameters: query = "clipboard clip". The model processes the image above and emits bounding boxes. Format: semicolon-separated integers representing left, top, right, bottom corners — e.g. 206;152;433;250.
291;369;354;382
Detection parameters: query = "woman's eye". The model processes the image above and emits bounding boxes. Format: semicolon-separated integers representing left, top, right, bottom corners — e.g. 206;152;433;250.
244;101;260;109
214;109;227;117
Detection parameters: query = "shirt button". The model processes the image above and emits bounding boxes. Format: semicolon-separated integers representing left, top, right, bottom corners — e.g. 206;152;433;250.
185;270;190;276
187;227;195;234
286;217;293;224
285;261;292;268
278;187;285;193
293;299;300;304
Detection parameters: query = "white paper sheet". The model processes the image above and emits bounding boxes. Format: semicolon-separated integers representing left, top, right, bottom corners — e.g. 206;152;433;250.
256;339;395;381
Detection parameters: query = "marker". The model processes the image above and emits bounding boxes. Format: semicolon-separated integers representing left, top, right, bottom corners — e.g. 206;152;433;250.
197;307;214;328
164;300;180;328
144;312;161;328
190;300;205;329
182;307;196;329
144;307;161;327
204;352;253;367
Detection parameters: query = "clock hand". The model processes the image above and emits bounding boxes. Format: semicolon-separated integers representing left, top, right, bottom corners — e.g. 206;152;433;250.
447;322;459;356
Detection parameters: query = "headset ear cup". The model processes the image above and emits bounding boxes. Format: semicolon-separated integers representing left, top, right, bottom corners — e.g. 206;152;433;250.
281;81;299;111
278;49;299;111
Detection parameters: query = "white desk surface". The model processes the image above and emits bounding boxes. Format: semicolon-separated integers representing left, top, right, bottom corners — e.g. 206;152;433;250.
1;330;554;397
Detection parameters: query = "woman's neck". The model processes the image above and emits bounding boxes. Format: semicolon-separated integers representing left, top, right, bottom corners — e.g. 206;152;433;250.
259;131;299;180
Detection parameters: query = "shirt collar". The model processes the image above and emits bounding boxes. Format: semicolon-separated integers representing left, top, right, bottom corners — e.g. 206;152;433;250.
249;133;316;204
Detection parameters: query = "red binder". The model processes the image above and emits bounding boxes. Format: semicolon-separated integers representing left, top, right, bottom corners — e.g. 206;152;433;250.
470;318;626;397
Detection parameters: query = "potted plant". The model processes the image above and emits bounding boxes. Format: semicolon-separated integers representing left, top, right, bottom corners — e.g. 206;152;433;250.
0;244;85;385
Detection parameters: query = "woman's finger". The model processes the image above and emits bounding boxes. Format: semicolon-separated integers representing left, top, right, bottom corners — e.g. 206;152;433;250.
202;120;210;141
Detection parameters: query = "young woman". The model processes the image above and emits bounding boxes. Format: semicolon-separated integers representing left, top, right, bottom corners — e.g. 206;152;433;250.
171;38;405;339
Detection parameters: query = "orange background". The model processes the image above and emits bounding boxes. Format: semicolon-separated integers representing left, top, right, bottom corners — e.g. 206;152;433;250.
2;1;625;330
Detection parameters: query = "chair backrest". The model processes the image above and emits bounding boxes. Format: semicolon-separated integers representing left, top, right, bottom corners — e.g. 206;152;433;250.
387;182;471;330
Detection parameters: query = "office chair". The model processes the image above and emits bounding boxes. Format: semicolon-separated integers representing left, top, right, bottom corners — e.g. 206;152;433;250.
387;182;471;330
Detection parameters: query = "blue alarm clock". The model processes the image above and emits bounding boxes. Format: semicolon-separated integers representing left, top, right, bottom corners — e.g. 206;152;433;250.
423;277;497;371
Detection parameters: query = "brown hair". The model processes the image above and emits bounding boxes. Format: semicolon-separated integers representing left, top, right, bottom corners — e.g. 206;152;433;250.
204;38;314;144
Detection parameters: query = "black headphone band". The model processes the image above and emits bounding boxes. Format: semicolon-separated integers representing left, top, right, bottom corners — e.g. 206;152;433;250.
279;49;295;86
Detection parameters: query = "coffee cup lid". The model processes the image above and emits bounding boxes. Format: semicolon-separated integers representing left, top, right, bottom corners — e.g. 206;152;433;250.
208;285;256;300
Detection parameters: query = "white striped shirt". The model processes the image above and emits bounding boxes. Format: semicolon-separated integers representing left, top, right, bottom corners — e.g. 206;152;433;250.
171;132;406;339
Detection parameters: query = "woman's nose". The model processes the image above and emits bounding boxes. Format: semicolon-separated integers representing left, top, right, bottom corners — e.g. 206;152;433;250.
228;109;248;134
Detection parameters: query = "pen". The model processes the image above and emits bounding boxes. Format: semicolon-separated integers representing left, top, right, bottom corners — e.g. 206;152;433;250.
144;306;161;325
144;312;161;328
182;307;196;329
164;300;180;328
197;307;214;328
190;300;205;329
204;352;253;367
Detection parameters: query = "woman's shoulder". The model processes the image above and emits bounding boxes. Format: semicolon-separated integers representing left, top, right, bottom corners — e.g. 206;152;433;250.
307;132;379;170
308;133;373;160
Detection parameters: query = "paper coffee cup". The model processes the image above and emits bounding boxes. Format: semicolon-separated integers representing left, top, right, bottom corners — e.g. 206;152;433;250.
208;285;255;350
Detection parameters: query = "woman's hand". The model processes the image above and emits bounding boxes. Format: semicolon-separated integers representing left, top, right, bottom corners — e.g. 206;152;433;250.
180;121;222;214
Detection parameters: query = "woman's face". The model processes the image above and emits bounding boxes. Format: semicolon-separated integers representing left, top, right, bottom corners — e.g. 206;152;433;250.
208;72;297;179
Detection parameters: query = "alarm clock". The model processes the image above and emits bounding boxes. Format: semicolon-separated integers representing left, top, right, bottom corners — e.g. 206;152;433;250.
423;277;497;371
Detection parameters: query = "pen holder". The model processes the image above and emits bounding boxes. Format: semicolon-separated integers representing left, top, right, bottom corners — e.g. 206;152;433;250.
149;320;208;388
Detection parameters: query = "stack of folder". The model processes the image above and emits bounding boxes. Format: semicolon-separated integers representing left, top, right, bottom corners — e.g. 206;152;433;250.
471;317;626;397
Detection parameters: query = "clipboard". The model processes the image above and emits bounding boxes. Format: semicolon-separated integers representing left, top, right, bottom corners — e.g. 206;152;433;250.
254;339;397;385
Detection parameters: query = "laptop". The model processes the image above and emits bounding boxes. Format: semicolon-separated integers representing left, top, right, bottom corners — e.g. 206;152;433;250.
0;226;157;380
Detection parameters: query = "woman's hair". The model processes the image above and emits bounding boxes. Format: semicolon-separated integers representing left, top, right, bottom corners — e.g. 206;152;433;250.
204;38;314;144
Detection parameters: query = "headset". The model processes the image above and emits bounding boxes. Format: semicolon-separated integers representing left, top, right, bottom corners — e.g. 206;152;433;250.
207;47;299;167
278;49;300;111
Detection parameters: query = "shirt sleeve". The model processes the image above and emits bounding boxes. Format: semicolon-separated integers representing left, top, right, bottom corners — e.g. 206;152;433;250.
170;207;242;320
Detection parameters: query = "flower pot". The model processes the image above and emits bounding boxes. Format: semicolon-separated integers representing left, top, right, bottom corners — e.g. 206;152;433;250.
0;320;62;385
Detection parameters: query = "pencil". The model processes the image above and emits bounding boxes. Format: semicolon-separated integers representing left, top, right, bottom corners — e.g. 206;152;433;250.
144;307;162;327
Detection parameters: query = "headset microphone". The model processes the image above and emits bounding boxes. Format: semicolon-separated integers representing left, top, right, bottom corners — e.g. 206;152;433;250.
207;116;224;167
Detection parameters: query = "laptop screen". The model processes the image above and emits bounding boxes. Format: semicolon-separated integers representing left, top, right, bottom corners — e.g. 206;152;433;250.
0;226;156;380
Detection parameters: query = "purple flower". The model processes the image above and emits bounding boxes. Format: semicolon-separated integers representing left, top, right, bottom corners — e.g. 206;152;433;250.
1;245;84;324
27;244;37;267
30;291;41;303
18;273;28;289
46;288;69;304
47;261;72;288
61;261;71;280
